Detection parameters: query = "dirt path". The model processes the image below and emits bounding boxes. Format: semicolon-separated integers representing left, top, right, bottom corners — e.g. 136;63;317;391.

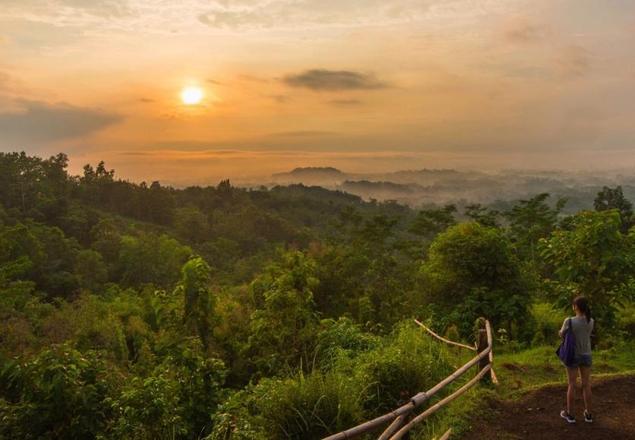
460;374;635;440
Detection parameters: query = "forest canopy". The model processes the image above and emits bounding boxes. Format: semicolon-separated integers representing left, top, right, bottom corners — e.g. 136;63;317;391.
1;151;634;439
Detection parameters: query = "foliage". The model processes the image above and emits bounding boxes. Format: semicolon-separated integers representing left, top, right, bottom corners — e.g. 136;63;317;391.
117;233;192;288
208;370;361;440
177;257;215;351
1;151;634;440
539;209;635;326
349;323;453;415
247;251;320;376
208;322;452;440
0;344;115;440
409;204;457;238
109;343;227;440
594;185;633;232
313;317;379;371
505;193;566;263
464;203;500;227
529;302;566;346
421;222;533;338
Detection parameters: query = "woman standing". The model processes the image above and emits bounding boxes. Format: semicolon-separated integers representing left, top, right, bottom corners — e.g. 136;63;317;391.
559;296;594;424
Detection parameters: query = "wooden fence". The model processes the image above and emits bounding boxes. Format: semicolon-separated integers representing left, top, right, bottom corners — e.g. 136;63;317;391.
323;318;497;440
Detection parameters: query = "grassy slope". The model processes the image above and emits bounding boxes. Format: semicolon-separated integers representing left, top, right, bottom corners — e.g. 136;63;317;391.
409;340;635;440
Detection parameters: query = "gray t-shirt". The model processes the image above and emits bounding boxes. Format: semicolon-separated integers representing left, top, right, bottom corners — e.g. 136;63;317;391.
560;316;594;356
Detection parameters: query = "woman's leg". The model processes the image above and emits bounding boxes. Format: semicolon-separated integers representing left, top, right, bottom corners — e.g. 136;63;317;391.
580;366;592;413
565;367;578;414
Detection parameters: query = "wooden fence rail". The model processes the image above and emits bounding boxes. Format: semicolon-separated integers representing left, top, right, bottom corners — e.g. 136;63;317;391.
322;318;495;440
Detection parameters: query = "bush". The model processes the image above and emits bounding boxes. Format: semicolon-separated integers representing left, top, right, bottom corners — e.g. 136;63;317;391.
314;317;379;371
208;322;453;440
421;222;533;339
0;344;116;440
208;372;362;440
616;302;635;337
530;302;566;346
108;342;227;440
350;323;453;414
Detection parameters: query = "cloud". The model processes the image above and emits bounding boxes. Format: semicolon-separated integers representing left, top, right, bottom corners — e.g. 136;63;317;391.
269;130;336;137
115;148;428;162
329;99;363;106
0;72;9;89
502;19;546;44
269;94;289;103
0;100;122;145
2;0;130;19
556;45;592;78
2;0;468;36
59;0;131;18
283;69;387;91
197;0;447;30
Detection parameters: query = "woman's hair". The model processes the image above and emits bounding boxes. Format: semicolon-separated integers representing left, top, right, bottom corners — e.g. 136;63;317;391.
573;296;592;323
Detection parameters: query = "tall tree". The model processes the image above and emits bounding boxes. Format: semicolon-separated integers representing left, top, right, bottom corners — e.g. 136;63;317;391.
409;205;457;239
177;257;215;351
420;222;533;338
539;209;635;327
464;203;500;227
248;251;319;375
505;193;566;263
594;186;633;232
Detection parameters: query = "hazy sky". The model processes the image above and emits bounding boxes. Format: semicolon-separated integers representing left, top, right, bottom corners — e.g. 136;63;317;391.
1;0;634;184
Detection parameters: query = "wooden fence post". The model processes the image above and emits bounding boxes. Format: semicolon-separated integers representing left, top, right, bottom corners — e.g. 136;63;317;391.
476;326;491;384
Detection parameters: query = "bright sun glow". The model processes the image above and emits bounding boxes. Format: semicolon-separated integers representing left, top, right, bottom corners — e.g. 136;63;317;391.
180;86;204;105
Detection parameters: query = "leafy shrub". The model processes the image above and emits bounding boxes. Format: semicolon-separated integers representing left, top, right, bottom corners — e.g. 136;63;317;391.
108;371;185;440
350;323;452;414
210;321;453;439
421;222;533;339
208;372;361;440
616;302;635;337
539;210;634;328
108;342;227;440
0;344;115;440
530;302;566;346
314;317;379;371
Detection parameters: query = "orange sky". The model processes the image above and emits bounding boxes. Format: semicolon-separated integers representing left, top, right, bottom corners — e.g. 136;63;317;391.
1;0;634;185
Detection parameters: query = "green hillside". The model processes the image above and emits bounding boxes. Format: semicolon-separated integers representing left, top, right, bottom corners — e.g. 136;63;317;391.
1;151;634;440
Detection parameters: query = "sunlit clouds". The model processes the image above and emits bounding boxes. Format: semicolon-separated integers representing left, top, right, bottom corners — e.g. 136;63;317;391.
1;0;635;183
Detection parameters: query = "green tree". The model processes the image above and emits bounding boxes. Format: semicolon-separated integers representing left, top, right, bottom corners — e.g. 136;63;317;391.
594;186;633;232
505;193;566;263
0;345;114;440
75;249;108;292
409;205;457;239
0;152;70;221
248;251;319;376
421;222;532;338
539;210;635;327
464;203;500;227
117;233;191;288
174;206;210;243
109;346;226;440
176;257;215;351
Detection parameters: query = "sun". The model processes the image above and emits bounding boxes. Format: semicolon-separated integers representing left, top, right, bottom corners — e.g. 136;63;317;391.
180;86;204;105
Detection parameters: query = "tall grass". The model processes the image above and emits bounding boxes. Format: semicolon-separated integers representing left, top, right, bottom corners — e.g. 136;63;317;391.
207;321;454;440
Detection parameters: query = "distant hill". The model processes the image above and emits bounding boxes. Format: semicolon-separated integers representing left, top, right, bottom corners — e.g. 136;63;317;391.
271;167;346;185
266;166;635;212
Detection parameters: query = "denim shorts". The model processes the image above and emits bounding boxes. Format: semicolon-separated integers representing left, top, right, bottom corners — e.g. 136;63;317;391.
570;354;592;368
